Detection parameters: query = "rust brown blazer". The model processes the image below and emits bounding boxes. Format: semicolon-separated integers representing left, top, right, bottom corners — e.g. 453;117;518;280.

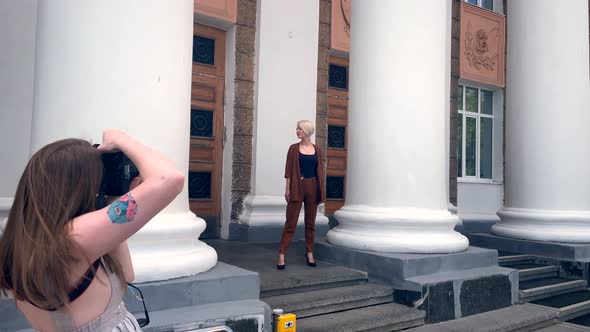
284;143;326;204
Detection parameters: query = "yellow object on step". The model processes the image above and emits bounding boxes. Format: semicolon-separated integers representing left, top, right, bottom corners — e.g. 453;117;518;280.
276;313;296;332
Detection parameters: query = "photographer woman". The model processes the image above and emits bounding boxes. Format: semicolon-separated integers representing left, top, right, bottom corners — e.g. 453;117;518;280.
0;129;185;331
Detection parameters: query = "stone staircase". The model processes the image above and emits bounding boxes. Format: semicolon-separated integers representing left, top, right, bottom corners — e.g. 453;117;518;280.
499;251;590;329
261;268;425;331
206;239;426;332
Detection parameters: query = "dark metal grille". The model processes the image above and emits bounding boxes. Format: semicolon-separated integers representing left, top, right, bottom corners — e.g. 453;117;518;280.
193;36;215;65
326;176;345;200
328;125;346;149
189;172;211;199
329;64;348;90
190;109;213;138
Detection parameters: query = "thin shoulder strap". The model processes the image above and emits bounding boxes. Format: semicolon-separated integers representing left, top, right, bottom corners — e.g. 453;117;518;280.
2;259;101;311
67;258;102;303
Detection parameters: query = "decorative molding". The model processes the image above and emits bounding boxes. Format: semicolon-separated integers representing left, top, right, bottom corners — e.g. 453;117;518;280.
331;0;351;52
460;2;505;87
195;0;237;24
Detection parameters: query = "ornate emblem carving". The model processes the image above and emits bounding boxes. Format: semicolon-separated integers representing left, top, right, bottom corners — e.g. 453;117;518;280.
464;22;498;71
341;0;351;36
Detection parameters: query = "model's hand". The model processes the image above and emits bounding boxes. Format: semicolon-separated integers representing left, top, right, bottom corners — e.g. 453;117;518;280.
284;190;291;203
97;129;127;152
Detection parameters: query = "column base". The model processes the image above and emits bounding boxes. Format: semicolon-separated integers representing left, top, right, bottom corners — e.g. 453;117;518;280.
234;195;329;243
493;207;590;243
327;205;469;253
128;211;218;282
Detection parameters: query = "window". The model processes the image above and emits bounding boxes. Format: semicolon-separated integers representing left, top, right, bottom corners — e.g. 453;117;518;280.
465;0;493;11
457;85;494;180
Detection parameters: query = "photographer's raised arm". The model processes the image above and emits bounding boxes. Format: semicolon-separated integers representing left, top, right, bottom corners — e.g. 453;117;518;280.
71;130;185;262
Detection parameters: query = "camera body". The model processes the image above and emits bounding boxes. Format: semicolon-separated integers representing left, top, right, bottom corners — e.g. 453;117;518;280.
99;151;139;196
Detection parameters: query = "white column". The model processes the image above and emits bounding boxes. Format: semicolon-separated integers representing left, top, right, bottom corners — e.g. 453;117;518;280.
327;0;468;253
30;0;217;282
238;0;329;228
492;0;590;242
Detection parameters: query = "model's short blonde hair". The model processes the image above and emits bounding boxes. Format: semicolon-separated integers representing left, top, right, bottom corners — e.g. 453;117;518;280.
297;120;315;137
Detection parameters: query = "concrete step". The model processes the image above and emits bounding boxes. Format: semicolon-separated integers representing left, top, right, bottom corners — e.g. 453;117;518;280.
296;302;425;332
263;283;393;319
506;263;559;281
531;289;590;322
534;323;590;331
405;303;558;332
520;277;587;303
567;312;590;329
261;265;368;297
499;253;536;265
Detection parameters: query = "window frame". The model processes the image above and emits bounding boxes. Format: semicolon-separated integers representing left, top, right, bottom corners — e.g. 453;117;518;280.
465;0;494;11
457;84;495;182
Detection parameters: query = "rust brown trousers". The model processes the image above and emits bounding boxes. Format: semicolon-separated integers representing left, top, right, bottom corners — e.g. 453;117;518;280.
279;143;326;254
279;177;318;254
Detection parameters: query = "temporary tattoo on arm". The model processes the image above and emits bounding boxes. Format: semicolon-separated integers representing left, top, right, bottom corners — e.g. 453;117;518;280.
107;193;138;224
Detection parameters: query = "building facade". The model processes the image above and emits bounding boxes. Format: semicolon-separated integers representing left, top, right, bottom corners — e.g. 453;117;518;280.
1;0;590;317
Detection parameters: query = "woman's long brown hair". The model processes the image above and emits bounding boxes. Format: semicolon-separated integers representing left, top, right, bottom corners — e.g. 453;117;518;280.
0;138;124;310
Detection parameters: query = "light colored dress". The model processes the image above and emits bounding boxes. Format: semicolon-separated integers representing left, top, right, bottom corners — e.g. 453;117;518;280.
50;261;142;332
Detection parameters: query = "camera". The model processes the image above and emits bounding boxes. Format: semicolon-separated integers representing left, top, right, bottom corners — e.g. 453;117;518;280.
93;145;139;196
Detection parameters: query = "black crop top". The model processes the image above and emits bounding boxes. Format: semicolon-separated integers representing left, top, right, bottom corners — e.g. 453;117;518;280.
2;259;101;311
299;152;318;178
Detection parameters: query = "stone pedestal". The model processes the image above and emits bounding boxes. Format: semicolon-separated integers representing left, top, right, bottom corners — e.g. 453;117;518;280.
311;239;517;323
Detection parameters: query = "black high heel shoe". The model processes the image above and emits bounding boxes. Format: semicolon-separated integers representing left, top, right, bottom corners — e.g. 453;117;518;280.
306;255;317;267
276;264;285;270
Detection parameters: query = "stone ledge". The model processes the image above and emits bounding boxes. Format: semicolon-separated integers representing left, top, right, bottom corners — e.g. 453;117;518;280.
312;239;517;323
468;233;590;262
143;299;270;332
123;262;260;313
313;239;500;288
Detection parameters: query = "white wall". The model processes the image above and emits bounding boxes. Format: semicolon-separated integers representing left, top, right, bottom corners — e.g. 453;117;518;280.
458;182;503;215
0;0;38;220
252;0;319;196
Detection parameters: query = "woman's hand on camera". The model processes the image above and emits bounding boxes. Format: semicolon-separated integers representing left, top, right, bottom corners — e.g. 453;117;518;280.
97;129;126;153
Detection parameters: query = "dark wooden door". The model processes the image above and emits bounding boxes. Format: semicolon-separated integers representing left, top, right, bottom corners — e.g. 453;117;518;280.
326;56;349;214
191;24;225;238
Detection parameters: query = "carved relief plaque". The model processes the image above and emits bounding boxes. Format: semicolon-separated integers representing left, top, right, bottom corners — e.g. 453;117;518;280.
460;2;505;87
195;0;237;24
331;0;351;53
